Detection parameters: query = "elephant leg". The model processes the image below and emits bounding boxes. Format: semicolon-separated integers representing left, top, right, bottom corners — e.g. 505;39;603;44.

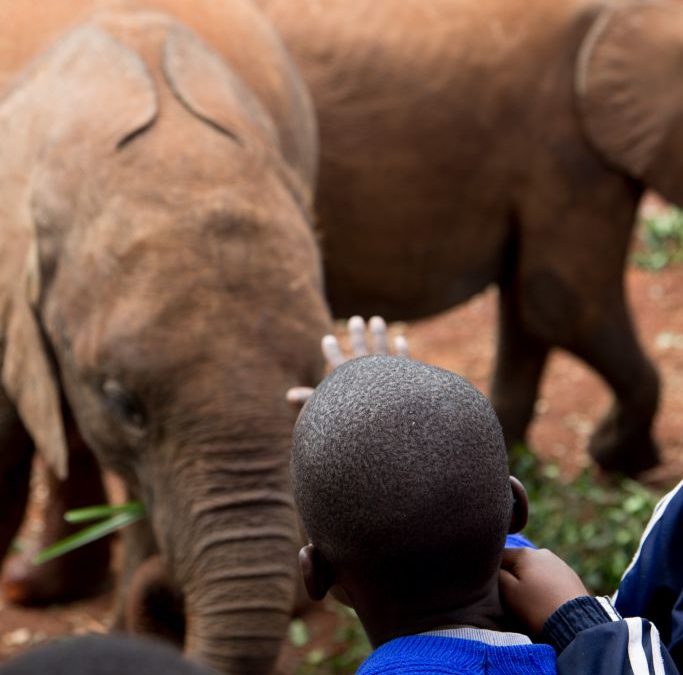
2;422;111;605
0;398;35;566
513;170;654;473
567;300;659;476
491;283;550;450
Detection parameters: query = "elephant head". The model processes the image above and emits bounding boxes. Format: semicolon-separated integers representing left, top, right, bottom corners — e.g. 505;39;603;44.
0;10;329;674
576;0;683;205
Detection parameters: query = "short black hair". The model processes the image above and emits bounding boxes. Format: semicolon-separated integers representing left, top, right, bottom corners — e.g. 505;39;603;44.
0;635;214;675
291;355;512;600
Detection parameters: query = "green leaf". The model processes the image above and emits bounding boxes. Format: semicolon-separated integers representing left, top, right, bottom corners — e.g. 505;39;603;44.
288;619;310;647
304;648;327;666
510;443;661;595
633;206;683;270
33;510;144;565
64;501;145;523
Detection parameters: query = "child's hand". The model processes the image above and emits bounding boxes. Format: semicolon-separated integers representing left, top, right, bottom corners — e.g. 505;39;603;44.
286;316;409;406
499;547;589;636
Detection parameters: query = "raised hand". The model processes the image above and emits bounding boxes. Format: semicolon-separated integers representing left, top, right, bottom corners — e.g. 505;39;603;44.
286;316;409;406
499;547;589;636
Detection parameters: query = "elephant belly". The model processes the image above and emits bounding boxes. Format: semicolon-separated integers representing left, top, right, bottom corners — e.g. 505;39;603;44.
319;193;508;322
315;133;512;321
323;254;501;323
258;0;567;321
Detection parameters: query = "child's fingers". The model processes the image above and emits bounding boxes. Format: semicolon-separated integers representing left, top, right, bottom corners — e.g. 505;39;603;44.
498;550;524;599
323;317;410;371
348;315;369;357
498;568;521;601
500;547;524;578
322;334;346;368
369;316;389;354
394;334;410;357
286;386;315;405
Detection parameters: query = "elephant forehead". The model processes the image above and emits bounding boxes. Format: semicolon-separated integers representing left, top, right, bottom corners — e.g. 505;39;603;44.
48;212;324;348
61;227;319;306
68;185;320;276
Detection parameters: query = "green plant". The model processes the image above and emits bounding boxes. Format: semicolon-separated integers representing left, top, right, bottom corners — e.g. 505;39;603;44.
292;606;370;675
509;444;660;594
33;501;145;565
633;206;683;270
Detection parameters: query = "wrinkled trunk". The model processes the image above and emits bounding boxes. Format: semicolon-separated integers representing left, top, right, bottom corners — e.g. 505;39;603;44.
151;443;299;674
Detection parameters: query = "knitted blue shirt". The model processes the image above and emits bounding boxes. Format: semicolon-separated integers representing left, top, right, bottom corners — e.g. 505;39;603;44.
354;533;680;674
358;534;549;674
357;631;556;674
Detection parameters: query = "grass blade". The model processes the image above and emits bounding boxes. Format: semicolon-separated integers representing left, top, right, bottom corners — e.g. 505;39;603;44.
64;501;145;524
33;510;144;565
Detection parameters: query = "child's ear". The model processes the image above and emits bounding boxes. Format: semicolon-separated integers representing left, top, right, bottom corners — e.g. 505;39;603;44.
299;544;335;601
508;476;529;534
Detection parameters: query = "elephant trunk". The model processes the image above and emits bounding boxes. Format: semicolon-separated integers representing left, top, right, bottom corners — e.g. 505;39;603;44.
155;448;299;674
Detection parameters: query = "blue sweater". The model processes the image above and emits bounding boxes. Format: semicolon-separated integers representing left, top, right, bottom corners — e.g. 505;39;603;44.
357;533;680;674
357;599;678;674
358;632;556;674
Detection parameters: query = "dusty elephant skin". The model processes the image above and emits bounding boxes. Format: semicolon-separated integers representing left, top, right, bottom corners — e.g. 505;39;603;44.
0;1;331;673
254;0;683;476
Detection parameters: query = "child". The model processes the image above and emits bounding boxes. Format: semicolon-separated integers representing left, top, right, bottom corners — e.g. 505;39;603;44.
291;354;678;674
0;634;214;675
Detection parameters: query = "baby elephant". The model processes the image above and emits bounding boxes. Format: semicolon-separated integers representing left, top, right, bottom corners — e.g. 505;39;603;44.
0;1;330;673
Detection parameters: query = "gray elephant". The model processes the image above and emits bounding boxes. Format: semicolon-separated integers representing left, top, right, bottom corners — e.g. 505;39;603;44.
0;1;330;673
257;0;683;475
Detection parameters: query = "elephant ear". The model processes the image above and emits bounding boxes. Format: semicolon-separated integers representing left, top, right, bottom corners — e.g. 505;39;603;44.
162;25;280;152
576;1;683;203
162;25;315;211
0;25;158;479
1;25;157;157
2;269;68;480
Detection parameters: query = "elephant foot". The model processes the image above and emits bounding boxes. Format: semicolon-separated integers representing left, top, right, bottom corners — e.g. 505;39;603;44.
2;536;111;606
125;555;185;648
588;413;660;477
2;436;112;605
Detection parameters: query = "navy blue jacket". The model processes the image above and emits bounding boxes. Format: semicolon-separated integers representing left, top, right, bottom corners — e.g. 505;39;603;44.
615;480;683;671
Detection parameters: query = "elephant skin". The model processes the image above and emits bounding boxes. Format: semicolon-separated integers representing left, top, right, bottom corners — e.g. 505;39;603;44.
0;1;331;673
255;0;683;475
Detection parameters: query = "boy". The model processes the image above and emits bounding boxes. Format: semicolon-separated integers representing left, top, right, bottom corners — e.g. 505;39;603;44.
291;355;678;673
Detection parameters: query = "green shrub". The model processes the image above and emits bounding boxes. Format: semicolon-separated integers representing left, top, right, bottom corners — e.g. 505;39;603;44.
293;607;371;675
633;206;683;270
509;444;661;595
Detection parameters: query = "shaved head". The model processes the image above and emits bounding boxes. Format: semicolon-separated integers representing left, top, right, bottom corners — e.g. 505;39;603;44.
291;356;513;600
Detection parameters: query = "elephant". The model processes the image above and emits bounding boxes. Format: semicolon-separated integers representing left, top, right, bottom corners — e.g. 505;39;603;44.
255;0;683;476
0;1;331;673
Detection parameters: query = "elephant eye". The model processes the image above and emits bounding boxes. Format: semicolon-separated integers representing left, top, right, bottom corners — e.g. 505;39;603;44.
101;378;147;430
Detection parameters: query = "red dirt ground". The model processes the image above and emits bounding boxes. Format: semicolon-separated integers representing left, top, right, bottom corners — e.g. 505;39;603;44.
1;251;682;670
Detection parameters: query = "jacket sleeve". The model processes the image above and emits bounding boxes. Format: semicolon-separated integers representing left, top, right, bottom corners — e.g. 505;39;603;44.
543;595;680;675
614;480;683;671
